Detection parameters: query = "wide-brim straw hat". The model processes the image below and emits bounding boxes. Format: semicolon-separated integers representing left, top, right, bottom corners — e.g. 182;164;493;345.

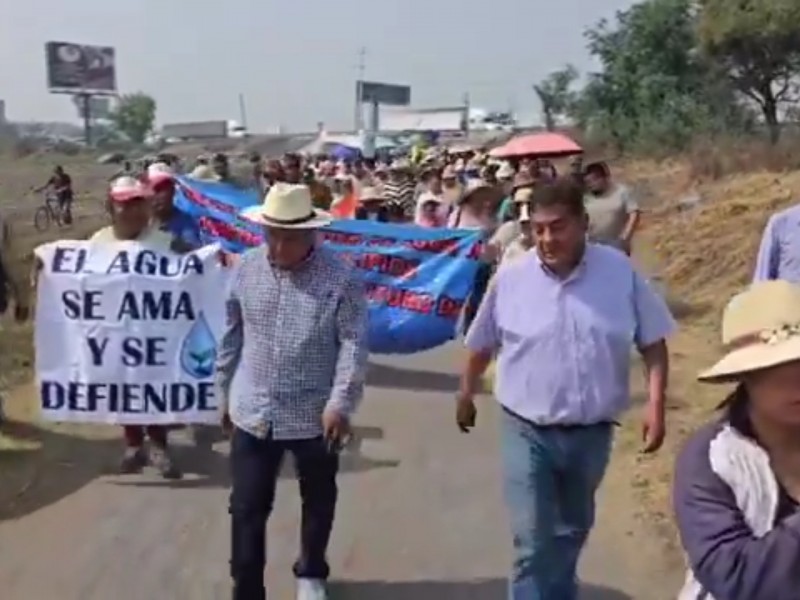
241;182;331;229
512;171;536;191
389;158;411;171
496;162;515;179
458;178;493;205
189;164;216;181
360;186;385;202
513;187;534;203
699;280;800;383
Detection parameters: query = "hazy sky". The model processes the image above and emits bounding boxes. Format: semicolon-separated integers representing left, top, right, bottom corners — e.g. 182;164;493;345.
1;0;634;132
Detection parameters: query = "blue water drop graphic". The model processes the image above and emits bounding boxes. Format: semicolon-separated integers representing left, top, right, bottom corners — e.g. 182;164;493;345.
180;312;217;379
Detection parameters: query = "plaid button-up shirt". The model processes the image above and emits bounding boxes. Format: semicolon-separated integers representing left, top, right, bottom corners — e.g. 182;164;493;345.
215;245;368;440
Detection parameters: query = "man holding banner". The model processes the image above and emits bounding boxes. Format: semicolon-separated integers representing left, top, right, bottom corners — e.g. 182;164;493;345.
90;176;186;479
216;183;368;600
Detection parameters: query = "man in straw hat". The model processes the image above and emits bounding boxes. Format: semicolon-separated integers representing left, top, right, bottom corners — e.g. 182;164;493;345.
91;176;183;478
456;177;676;599
217;183;368;600
382;158;416;221
354;186;389;222
673;280;800;600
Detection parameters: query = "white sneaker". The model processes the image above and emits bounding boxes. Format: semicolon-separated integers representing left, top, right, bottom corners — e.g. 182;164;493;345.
296;578;327;600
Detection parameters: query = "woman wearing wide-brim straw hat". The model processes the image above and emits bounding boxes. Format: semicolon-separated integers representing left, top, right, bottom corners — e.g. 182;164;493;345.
673;279;800;600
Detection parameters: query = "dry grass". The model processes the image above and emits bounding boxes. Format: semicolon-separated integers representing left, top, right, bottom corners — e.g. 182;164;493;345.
687;134;800;182
610;158;800;566
0;152;118;515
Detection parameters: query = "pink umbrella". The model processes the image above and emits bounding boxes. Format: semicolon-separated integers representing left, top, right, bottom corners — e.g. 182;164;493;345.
489;132;582;158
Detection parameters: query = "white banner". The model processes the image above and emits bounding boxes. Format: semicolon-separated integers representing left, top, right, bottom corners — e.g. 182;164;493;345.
34;240;234;425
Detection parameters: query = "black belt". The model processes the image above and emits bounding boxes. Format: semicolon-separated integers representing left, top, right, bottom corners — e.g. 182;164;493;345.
502;406;618;430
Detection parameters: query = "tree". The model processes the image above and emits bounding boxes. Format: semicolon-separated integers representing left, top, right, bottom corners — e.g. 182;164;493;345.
109;93;156;144
696;0;800;143
533;65;579;130
572;0;749;151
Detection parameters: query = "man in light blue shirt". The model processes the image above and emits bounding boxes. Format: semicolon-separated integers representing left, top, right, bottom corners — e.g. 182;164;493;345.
457;178;675;600
753;204;800;282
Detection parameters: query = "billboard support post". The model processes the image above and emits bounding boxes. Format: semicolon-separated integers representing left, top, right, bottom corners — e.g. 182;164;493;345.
363;99;379;159
78;92;92;146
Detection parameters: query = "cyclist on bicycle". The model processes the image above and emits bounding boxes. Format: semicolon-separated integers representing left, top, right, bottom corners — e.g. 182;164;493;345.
36;165;74;225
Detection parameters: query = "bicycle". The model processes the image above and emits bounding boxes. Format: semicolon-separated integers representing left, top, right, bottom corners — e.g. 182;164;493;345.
33;191;72;232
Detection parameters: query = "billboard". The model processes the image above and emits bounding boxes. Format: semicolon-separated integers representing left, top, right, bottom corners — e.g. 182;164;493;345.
45;41;116;94
357;81;411;106
161;121;228;140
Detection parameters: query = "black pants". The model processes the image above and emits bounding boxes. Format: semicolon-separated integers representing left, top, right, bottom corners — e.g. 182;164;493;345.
52;192;73;224
229;428;338;600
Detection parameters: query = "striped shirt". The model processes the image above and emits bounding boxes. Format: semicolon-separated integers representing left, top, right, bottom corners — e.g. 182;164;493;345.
215;245;369;440
382;178;416;219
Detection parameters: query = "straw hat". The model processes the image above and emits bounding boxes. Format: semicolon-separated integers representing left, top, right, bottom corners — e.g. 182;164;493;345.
699;280;800;383
189;164;216;181
513;187;534;203
458;178;493;205
496;162;515;179
147;161;174;185
109;176;150;202
360;186;385;202
389;158;410;171
241;183;331;229
512;171;535;190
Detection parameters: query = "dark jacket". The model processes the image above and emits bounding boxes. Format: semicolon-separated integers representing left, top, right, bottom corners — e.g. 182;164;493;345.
673;420;800;599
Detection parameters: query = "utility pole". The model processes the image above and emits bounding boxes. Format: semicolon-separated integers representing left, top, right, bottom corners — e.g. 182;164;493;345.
462;91;471;134
354;46;366;132
238;92;248;130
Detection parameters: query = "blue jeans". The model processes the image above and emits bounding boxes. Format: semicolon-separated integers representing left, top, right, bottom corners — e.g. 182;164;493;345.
501;408;613;600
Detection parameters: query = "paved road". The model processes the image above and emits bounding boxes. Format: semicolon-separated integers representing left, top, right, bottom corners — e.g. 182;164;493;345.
0;346;680;599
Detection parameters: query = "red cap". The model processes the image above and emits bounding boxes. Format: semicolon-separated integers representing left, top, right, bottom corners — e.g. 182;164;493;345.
109;176;150;202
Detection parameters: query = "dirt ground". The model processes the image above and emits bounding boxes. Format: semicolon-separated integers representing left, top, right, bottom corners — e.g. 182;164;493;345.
0;153;116;513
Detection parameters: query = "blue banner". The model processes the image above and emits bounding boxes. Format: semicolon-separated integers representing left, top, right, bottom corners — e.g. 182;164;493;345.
174;177;484;354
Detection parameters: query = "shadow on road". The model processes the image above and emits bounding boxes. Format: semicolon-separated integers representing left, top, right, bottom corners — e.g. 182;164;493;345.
0;419;120;522
329;578;631;599
110;425;399;489
367;362;459;393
